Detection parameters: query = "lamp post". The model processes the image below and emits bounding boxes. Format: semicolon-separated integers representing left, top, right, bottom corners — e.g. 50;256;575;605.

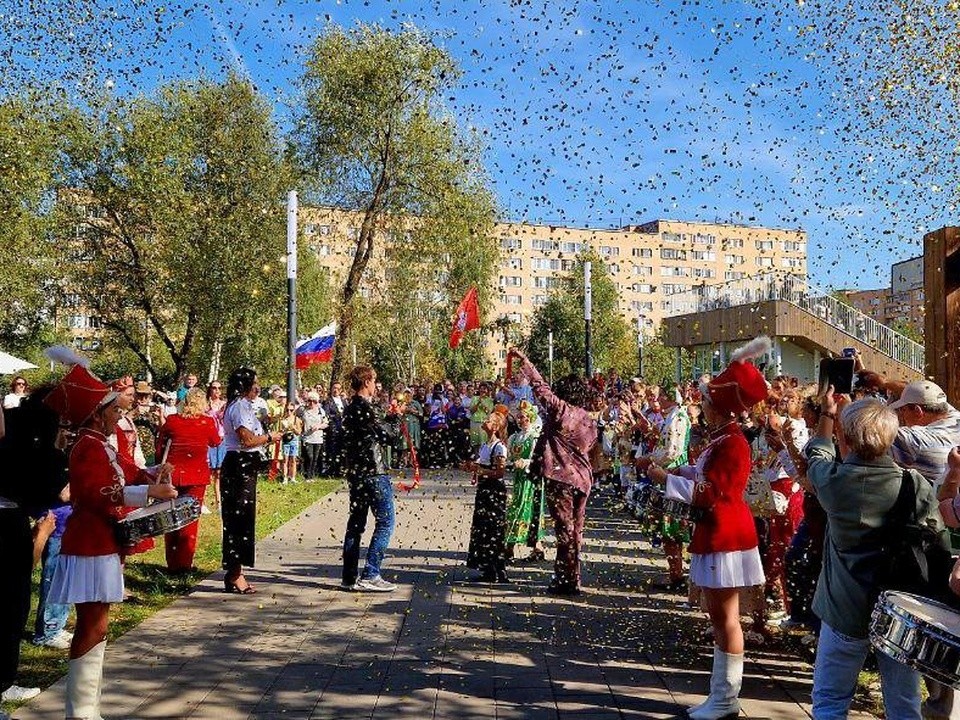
584;261;593;377
637;319;645;379
548;330;554;385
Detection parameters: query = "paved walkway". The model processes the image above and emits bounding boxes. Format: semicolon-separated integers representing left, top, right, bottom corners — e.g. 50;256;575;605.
17;472;874;719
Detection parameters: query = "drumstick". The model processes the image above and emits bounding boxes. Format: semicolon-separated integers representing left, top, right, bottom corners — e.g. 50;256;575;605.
158;439;174;510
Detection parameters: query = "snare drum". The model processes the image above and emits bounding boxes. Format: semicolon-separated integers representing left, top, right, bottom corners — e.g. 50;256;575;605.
870;590;960;689
642;485;703;523
115;496;201;547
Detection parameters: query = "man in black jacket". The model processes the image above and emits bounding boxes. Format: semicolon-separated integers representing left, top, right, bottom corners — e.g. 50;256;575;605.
340;365;404;592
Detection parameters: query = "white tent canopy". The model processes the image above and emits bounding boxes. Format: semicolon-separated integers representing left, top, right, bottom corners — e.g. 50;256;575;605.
0;350;38;375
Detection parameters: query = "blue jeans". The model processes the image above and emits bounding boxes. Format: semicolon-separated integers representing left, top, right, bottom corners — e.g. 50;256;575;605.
812;621;921;719
33;535;70;643
342;474;395;584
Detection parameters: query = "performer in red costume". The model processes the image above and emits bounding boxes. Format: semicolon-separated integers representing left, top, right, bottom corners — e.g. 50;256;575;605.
648;336;770;720
157;387;222;572
42;348;176;720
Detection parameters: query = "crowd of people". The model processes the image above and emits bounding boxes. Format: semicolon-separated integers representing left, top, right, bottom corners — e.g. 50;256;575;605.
2;337;960;720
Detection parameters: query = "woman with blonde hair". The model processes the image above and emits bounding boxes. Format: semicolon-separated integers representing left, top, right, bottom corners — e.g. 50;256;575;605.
157;387;222;573
465;410;510;583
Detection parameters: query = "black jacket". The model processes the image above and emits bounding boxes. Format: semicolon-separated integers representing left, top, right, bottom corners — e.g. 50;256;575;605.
342;395;401;481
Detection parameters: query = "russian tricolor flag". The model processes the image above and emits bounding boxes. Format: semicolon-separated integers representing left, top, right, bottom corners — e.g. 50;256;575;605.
295;323;336;369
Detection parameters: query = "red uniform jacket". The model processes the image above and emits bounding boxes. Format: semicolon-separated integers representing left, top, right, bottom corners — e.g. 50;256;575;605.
61;428;150;557
689;423;759;554
156;414;222;487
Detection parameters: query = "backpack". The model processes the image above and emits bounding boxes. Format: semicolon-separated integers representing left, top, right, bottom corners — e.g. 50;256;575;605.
876;469;958;608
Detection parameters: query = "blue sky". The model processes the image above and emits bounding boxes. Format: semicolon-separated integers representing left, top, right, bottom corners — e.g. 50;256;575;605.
4;0;950;289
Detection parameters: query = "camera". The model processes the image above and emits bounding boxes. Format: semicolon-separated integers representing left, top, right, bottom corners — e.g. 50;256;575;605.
281;431;296;443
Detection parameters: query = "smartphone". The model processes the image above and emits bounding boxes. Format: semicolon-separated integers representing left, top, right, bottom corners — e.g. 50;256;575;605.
841;347;857;359
819;357;855;395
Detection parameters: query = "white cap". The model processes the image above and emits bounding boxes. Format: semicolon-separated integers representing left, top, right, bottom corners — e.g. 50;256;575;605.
888;380;948;410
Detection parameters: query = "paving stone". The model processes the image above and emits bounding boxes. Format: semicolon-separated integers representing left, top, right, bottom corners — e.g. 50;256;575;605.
13;475;862;720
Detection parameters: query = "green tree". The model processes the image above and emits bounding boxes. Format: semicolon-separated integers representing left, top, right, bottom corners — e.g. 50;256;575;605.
58;76;294;380
524;253;634;378
0;97;61;353
295;22;498;390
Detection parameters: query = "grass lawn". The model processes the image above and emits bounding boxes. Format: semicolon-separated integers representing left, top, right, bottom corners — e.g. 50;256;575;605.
11;477;340;698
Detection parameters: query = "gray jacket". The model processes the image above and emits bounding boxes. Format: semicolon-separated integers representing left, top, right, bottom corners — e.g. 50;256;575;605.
806;436;944;638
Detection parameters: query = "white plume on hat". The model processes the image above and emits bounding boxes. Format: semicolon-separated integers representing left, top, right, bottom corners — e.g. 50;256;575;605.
729;335;772;363
44;344;90;368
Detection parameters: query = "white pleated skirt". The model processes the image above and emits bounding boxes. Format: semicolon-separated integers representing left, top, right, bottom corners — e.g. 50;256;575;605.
48;553;125;604
690;548;765;589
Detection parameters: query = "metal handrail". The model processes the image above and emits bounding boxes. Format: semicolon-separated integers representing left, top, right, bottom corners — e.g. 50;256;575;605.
662;271;925;372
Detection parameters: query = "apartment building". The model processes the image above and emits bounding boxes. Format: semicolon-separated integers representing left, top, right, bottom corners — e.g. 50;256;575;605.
303;208;808;361
845;256;924;338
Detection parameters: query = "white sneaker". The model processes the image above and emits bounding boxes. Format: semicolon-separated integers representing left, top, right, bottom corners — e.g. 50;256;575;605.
2;684;41;702
35;630;72;650
357;576;397;592
339;581;362;592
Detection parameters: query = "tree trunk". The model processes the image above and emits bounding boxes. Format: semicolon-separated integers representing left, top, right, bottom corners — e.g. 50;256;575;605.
327;170;390;393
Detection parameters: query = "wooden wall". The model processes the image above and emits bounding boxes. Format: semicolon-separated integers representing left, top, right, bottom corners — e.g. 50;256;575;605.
924;227;960;405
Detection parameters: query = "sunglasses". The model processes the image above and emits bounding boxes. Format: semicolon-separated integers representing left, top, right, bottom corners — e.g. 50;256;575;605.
14;381;25;386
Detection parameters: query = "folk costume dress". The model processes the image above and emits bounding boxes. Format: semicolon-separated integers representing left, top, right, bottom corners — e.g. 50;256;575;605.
466;438;508;579
504;425;546;548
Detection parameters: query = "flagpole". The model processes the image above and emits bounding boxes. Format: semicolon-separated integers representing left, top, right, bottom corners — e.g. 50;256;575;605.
286;191;298;403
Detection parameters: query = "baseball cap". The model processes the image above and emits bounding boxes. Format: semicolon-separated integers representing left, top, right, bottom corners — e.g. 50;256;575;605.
888;380;948;410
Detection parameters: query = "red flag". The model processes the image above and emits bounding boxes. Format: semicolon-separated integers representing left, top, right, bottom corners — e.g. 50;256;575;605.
449;287;480;349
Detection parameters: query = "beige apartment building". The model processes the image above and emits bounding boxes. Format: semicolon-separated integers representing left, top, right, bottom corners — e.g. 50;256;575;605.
303;207;808;362
844;256;925;339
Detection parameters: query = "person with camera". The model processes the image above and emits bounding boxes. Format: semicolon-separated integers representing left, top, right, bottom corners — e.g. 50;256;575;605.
806;388;945;719
340;365;404;593
220;368;282;595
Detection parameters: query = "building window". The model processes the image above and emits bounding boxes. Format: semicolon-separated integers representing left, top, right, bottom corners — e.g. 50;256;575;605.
724;270;744;280
533;277;559;289
662;232;684;244
633;283;654;293
606;263;620;274
561;259;575;271
693;233;716;245
724;254;744;265
499;276;522;287
632;247;653;258
632;265;652;276
781;240;803;252
781;257;803;269
756;257;774;267
660;248;688;260
755;240;774;251
692;250;716;261
724;237;744;249
561;241;584;253
630;300;654;312
501;258;523;270
660;266;690;277
531;258;561;271
500;237;522;250
531;238;560;252
503;294;523;305
662;283;688;295
600;245;619;257
693;268;716;279
531;294;548;306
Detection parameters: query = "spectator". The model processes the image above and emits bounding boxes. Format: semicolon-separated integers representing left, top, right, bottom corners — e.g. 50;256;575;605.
806;393;945;719
2;377;27;409
301;391;329;480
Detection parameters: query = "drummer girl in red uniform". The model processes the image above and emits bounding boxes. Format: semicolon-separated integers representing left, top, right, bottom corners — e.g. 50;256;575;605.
648;336;770;720
43;350;176;720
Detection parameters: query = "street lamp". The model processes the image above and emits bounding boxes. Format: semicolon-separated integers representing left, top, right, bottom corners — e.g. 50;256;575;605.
637;317;645;379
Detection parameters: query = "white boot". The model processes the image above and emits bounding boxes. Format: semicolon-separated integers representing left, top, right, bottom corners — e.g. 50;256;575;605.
688;646;743;719
65;641;106;720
